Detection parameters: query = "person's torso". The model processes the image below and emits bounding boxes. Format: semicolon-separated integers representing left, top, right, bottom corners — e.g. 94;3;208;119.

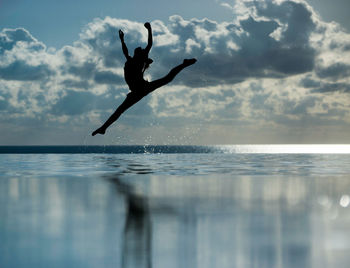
123;50;152;88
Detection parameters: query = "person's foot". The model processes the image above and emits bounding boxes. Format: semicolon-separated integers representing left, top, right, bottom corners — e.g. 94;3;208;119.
92;127;106;136
183;58;197;66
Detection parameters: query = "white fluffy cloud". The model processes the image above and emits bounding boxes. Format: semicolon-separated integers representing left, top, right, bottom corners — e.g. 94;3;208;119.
1;0;350;144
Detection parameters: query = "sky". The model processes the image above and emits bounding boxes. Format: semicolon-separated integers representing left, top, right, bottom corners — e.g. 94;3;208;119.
1;0;350;145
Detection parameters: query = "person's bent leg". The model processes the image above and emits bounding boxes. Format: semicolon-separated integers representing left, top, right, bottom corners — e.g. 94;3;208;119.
92;92;145;136
147;58;196;93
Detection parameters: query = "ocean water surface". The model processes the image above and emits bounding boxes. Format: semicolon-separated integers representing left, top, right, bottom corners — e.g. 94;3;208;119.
1;145;350;267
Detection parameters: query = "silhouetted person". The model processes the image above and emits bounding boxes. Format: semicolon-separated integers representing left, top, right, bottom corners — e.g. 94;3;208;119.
92;22;196;136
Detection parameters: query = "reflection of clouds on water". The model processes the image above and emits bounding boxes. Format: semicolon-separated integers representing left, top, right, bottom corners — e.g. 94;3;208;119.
106;174;350;268
1;169;350;267
0;177;125;268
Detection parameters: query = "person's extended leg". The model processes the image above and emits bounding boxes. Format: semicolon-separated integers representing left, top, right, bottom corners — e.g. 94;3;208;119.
146;58;196;93
92;92;145;136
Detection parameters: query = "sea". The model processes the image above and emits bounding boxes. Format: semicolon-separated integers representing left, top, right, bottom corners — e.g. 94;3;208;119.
1;145;350;268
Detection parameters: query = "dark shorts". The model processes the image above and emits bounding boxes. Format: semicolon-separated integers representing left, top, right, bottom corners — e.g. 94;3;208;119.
127;74;169;97
128;80;152;96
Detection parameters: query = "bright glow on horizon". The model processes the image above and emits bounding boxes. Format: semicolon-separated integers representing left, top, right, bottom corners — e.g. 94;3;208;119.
219;145;350;154
340;195;350;207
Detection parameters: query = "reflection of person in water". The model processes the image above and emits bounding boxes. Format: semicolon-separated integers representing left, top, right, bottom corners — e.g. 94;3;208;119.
92;22;197;136
109;178;152;268
123;192;152;268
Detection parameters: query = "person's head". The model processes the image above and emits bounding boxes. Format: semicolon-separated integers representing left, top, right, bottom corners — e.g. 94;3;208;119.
133;47;143;58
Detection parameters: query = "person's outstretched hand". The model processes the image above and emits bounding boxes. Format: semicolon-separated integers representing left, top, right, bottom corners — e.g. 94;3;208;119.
144;22;151;30
119;30;124;40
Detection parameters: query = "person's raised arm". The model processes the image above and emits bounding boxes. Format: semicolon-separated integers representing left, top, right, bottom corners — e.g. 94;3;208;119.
144;22;152;54
119;30;130;60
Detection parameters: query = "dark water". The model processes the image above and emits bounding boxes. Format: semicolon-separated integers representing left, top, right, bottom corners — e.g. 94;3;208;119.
1;147;350;267
1;144;350;154
0;145;216;154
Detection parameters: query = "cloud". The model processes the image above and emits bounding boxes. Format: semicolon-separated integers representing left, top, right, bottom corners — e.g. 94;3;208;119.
316;63;350;80
94;70;124;85
312;82;350;93
1;0;350;144
0;60;52;81
50;90;98;116
0;28;53;81
152;0;318;86
0;28;45;53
